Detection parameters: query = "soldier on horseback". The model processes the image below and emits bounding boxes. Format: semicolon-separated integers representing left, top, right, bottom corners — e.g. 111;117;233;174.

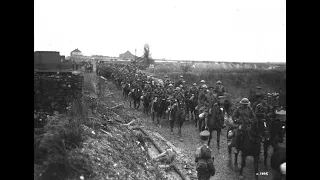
166;84;175;98
251;86;265;109
143;81;152;94
164;75;170;87
198;85;208;109
190;83;199;95
174;87;184;102
199;80;206;90
255;96;272;119
232;98;257;154
214;80;225;98
176;75;184;87
204;86;226;129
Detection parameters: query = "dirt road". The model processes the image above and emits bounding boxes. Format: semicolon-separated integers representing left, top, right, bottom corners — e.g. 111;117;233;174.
102;76;278;180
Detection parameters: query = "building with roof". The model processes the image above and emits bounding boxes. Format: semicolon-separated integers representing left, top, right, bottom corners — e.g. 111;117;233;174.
70;48;83;57
119;50;135;61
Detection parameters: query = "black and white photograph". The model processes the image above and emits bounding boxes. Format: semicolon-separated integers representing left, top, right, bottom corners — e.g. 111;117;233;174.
34;0;286;179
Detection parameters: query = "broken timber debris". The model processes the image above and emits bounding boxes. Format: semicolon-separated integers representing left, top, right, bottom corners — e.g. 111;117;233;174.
110;104;124;110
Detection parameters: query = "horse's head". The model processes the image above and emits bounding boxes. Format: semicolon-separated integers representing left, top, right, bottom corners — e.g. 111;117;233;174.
269;119;285;145
249;117;269;139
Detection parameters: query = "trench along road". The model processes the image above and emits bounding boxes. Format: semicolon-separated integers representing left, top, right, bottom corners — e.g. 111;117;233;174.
97;73;278;180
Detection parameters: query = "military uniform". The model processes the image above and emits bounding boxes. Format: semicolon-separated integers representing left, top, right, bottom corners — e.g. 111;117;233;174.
174;89;184;102
198;88;208;111
166;86;175;98
232;98;257;153
195;130;215;180
204;91;218;112
255;100;272;119
214;81;225;97
143;83;152;93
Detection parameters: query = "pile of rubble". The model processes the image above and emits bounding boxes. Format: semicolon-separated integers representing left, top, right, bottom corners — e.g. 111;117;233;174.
34;90;167;180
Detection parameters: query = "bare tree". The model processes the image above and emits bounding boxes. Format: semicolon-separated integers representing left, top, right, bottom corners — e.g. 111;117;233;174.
142;44;154;65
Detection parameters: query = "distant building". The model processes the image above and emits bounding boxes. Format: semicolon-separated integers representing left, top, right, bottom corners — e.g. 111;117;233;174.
119;51;135;61
34;51;61;70
70;48;83;57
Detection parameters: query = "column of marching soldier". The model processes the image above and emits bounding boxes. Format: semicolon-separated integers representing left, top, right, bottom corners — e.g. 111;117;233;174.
96;62;285;180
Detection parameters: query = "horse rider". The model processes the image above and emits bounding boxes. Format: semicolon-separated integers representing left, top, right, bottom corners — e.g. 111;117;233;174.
182;81;188;91
189;83;199;99
252;86;264;108
232;98;257;154
205;86;218;113
214;80;225;98
205;86;226;129
166;84;175;98
199;80;206;90
255;96;272;119
197;85;208;117
174;87;184;103
164;75;170;87
143;81;152;95
176;75;184;87
195;130;216;180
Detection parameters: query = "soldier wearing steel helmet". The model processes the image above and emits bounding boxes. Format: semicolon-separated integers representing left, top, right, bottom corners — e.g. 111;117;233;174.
199;80;207;90
190;82;199;94
143;81;152;94
174;87;184;102
166;84;175;98
214;80;225;98
255;96;272;120
164;75;170;87
232;98;257;154
176;75;185;87
195;130;216;180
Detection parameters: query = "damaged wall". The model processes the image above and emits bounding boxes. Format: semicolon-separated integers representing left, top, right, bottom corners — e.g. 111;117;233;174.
34;71;84;115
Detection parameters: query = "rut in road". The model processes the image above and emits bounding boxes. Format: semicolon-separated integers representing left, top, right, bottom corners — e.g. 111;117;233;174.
102;75;278;180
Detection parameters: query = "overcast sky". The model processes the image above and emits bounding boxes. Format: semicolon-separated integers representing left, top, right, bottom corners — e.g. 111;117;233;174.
34;0;286;62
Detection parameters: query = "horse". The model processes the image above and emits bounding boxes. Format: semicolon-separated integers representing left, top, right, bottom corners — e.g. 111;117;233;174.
270;145;286;180
204;105;224;152
217;93;233;118
129;87;142;109
227;119;267;180
261;108;286;168
151;97;169;126
122;82;131;100
186;94;198;125
195;105;207;132
168;99;186;136
142;92;152;114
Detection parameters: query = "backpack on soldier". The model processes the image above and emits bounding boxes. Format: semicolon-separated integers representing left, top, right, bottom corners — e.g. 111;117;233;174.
196;145;215;175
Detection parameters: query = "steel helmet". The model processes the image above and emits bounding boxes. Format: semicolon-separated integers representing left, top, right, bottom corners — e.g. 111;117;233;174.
202;85;208;89
180;75;183;78
216;80;222;84
200;130;210;137
176;87;180;91
193;83;197;86
200;80;205;83
168;84;173;87
240;98;250;104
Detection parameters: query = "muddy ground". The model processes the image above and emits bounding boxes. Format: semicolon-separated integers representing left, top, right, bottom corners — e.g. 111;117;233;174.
101;74;285;180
